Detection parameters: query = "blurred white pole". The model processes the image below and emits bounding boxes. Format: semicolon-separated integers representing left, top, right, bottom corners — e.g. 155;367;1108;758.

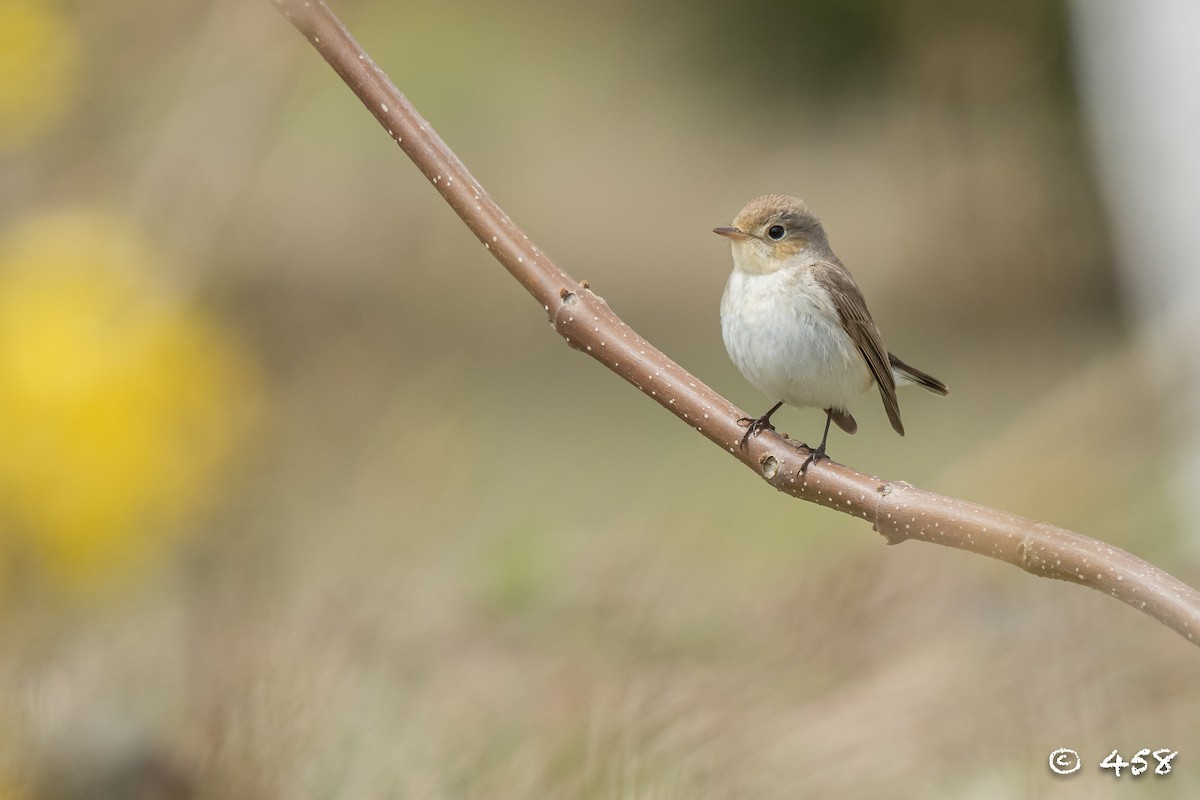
1070;0;1200;542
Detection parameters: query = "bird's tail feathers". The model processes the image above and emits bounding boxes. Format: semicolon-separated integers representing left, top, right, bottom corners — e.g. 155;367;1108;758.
888;353;949;396
827;407;858;434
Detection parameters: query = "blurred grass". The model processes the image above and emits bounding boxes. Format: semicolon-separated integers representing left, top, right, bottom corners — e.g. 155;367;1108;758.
1;0;1197;797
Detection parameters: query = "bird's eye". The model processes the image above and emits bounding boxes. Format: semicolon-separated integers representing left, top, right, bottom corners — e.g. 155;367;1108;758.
767;225;786;241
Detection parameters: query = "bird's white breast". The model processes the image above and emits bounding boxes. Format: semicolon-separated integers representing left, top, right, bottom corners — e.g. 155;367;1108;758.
720;267;872;411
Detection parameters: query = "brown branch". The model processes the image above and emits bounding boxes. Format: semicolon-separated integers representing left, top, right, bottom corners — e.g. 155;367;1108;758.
270;0;1200;649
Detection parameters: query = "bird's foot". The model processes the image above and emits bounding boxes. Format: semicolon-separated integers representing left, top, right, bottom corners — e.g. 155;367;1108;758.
796;408;836;473
798;442;829;473
737;415;776;450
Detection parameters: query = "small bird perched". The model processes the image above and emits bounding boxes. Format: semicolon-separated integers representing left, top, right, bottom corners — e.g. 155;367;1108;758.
715;194;948;466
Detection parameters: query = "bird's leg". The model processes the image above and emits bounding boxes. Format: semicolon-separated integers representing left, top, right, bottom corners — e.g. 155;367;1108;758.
738;401;784;450
800;409;836;472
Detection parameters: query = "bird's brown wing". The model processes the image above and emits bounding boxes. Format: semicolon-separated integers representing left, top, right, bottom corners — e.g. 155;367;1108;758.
812;261;904;436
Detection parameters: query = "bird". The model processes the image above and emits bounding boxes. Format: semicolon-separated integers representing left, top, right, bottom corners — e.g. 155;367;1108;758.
715;194;948;467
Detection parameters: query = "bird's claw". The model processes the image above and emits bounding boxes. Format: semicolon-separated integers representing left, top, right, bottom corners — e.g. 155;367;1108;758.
737;415;776;450
798;443;829;473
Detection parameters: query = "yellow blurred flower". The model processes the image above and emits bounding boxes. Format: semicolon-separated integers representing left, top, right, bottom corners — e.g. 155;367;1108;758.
0;0;80;151
0;211;259;591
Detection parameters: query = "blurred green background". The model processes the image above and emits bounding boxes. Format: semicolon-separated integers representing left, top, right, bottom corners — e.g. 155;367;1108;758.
1;0;1197;796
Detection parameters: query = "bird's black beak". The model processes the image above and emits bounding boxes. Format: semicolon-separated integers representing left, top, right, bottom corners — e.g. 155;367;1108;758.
713;226;748;240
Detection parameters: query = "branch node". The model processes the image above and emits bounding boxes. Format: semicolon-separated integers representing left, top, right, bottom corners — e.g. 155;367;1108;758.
1018;521;1088;584
551;290;588;351
761;455;779;480
872;480;916;545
